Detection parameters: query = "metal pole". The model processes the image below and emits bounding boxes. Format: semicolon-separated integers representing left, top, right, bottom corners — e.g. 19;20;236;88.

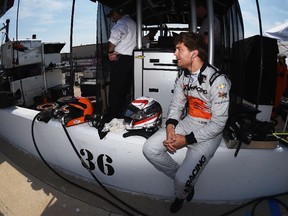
136;0;142;49
41;43;48;93
5;19;10;42
190;0;197;33
69;0;76;96
255;0;263;109
207;0;214;65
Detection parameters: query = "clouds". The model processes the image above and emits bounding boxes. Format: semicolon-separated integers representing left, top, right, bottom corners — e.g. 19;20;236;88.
0;0;97;52
17;0;68;23
16;1;69;39
1;0;69;45
71;1;97;50
1;0;287;53
239;0;288;37
260;0;288;30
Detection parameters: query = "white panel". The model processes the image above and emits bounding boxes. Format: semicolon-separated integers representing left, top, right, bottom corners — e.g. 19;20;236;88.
143;70;178;120
134;50;178;120
10;75;45;106
143;52;178;70
133;50;144;99
45;69;63;88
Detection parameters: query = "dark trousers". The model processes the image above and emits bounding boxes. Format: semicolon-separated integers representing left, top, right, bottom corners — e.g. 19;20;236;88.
107;55;133;121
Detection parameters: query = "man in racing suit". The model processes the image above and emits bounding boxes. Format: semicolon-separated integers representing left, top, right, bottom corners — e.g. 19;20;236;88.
143;32;231;213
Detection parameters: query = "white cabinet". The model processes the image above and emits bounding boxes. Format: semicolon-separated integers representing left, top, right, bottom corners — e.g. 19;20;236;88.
134;50;179;120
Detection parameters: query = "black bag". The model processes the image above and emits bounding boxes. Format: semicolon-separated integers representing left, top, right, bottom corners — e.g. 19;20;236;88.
0;89;21;108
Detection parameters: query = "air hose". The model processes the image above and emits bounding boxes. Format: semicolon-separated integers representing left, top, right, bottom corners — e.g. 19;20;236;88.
31;112;149;216
60;121;148;216
32;111;288;216
219;192;288;216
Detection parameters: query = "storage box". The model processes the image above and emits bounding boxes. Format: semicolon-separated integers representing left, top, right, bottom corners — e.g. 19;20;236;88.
224;138;278;149
49;84;70;101
80;82;101;97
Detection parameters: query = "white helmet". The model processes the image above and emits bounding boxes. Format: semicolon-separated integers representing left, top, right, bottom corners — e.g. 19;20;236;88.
124;97;162;131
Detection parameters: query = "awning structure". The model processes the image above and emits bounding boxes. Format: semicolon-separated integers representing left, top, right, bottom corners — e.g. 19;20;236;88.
0;0;14;18
93;0;237;26
265;22;288;41
264;23;288;59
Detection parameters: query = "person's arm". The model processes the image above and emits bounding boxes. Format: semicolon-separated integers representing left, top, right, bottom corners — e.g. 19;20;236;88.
107;21;122;60
163;125;187;153
108;42;116;53
108;42;118;61
163;71;187;153
163;124;177;153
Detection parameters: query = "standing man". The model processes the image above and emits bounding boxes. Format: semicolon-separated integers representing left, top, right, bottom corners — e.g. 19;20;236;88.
142;29;158;48
196;0;221;68
272;55;288;118
105;7;136;122
143;32;230;213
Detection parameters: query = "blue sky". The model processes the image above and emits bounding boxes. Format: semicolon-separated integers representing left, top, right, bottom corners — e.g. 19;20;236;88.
0;0;98;53
1;0;288;53
240;0;288;37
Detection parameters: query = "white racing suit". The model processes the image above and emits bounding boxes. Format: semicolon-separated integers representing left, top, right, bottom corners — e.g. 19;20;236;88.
143;62;231;199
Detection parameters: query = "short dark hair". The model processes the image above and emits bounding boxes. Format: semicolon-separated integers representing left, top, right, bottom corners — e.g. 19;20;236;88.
106;7;126;17
174;32;207;61
196;0;207;8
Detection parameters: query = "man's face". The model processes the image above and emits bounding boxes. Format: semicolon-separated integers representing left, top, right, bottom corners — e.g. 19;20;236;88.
174;42;193;69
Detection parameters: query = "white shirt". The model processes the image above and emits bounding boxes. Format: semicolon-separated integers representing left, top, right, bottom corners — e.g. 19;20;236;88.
108;15;136;56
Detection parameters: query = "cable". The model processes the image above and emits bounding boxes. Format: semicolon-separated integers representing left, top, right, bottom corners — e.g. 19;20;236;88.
251;197;288;216
31;112;149;216
61;121;148;216
219;192;288;216
31;113;139;216
32;111;288;216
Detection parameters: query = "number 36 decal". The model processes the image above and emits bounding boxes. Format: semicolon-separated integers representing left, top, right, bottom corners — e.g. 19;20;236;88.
80;149;115;176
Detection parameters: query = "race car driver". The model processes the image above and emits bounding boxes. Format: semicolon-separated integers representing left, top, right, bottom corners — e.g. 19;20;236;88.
142;32;231;213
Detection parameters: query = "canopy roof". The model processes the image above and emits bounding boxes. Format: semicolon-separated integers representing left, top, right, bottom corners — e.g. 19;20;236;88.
94;0;237;25
0;0;14;18
265;22;288;41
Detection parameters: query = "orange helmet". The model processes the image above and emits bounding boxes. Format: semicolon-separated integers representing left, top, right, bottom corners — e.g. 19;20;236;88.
64;97;94;126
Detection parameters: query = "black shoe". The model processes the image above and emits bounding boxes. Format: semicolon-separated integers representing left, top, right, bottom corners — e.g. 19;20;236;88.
170;198;184;213
186;187;195;202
